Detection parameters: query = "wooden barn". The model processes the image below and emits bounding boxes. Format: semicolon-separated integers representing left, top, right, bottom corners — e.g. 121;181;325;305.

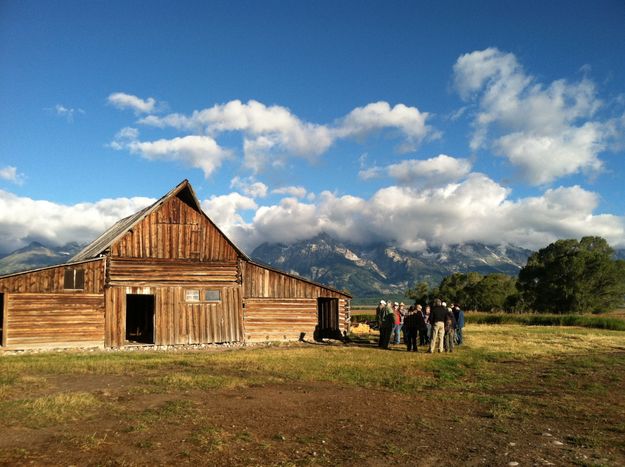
0;180;351;350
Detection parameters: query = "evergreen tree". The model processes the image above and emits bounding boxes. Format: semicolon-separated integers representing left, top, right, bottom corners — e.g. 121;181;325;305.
518;236;625;313
471;273;517;311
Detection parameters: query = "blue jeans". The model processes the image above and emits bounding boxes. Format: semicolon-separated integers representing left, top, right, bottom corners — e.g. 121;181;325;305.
392;324;402;344
456;327;463;345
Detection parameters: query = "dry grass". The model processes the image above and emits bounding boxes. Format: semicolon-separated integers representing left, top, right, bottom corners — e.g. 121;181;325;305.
0;391;102;428
466;323;625;357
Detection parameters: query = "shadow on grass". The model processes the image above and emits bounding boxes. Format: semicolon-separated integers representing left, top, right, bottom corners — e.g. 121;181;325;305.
301;332;430;353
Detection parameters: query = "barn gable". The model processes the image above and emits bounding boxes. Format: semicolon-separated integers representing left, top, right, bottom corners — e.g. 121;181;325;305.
71;179;247;263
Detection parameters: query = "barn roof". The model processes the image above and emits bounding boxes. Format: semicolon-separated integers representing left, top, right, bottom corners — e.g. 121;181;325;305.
0;257;103;280
70;179;249;262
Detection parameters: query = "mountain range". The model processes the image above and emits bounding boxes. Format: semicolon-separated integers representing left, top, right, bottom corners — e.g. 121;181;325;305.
251;233;533;299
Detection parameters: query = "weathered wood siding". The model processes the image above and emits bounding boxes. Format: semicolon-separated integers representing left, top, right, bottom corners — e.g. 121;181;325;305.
4;293;105;349
108;257;239;286
242;262;350;341
105;286;243;347
111;194;238;262
243;297;350;342
0;259;104;294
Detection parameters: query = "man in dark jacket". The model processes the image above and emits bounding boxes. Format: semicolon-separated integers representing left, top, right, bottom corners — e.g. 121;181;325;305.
403;305;418;351
453;304;465;345
428;299;447;353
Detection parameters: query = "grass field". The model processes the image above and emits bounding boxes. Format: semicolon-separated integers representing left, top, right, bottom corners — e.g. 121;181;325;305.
1;324;625;466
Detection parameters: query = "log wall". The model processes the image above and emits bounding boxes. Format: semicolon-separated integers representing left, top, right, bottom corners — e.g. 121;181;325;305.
111;194;239;262
242;262;350;341
4;293;105;349
105;285;243;347
243;297;350;342
108;257;239;286
0;259;104;294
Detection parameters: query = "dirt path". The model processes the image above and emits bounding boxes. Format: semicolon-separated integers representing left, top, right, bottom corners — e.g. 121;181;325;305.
2;372;622;466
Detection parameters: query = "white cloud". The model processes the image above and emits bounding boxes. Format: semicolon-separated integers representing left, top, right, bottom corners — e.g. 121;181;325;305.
140;99;335;166
137;99;436;172
0;166;25;185
360;154;472;186
114;134;231;178
0;190;153;253
337;101;434;152
453;47;609;184
108;92;158;114
200;193;257;241
230;176;268;198
271;186;308;198
216;174;624;254
494;124;604;184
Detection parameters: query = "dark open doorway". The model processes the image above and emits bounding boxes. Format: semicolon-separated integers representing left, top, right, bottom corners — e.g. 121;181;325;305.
315;297;342;340
126;294;155;344
0;293;4;346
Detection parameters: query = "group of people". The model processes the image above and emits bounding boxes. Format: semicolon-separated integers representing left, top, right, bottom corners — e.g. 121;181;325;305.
374;298;465;353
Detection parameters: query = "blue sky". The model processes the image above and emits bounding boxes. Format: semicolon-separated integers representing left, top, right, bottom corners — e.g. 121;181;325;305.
1;0;625;254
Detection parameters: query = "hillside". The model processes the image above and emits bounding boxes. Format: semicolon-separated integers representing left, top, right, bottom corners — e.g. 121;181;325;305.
0;242;85;275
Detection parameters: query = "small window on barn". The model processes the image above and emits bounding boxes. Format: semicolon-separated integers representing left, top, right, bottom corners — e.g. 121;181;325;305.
185;289;200;302
64;268;85;290
204;290;221;302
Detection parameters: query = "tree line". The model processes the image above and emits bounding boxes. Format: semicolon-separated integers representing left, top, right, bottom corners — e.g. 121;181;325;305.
406;236;625;314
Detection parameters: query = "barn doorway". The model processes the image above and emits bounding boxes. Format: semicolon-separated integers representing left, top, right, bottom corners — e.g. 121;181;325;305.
126;294;155;344
316;297;342;340
0;293;4;346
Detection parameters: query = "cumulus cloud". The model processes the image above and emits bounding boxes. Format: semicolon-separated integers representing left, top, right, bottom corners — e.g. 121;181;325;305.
453;47;609;184
215;174;625;254
230;176;268;198
107;92;158;114
271;186;308;198
137;98;435;173
0;166;25;185
359;154;472;187
140;100;335;167
0;190;153;253
112;132;231;178
337;101;434;152
200;193;257;241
